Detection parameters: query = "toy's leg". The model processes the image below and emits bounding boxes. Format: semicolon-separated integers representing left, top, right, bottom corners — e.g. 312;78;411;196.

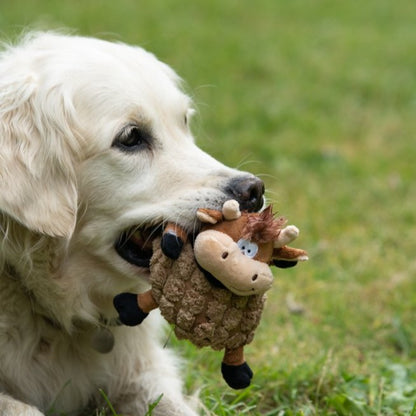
113;290;158;326
272;245;308;268
221;346;253;389
161;223;187;259
273;260;298;268
137;291;159;313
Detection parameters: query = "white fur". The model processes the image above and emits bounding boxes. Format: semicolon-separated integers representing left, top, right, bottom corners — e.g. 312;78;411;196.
0;32;257;415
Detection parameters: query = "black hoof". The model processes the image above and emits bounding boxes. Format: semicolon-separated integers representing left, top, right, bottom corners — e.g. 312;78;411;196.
113;293;148;326
221;361;253;389
161;232;184;259
273;260;298;269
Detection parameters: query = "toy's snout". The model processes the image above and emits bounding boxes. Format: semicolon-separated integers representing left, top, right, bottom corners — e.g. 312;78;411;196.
194;230;273;296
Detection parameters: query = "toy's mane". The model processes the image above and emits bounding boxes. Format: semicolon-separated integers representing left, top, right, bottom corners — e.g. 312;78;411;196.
242;206;286;244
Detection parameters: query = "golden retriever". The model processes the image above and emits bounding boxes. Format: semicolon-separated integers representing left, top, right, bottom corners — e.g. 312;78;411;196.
0;32;264;415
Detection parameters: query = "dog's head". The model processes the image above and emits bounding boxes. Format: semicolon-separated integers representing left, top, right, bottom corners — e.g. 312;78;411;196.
0;33;264;308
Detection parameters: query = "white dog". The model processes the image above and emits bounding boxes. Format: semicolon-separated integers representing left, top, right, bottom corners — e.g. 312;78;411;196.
0;32;264;416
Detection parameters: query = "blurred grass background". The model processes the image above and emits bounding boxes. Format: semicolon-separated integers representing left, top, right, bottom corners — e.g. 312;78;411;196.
2;1;416;414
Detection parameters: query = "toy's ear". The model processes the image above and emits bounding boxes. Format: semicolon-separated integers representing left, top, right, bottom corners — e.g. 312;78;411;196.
0;71;78;238
197;208;223;224
272;246;308;268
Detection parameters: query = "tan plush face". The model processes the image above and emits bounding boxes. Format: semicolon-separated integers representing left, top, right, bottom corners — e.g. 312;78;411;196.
194;203;307;296
193;230;274;296
193;210;280;296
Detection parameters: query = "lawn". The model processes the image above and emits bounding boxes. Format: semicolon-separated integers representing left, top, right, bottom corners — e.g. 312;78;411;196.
1;1;416;414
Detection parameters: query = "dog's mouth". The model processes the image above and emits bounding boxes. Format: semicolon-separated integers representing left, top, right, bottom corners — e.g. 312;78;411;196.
115;226;161;268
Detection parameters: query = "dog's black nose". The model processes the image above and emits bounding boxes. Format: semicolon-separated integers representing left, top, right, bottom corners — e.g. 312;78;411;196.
226;176;265;212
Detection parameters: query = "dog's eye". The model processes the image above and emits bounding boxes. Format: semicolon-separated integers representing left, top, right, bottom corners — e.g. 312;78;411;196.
112;125;151;152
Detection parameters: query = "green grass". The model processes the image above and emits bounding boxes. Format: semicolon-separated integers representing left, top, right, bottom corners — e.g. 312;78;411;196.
2;0;416;414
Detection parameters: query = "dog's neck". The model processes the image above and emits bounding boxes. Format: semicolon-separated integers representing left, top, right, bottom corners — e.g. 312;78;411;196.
0;214;101;332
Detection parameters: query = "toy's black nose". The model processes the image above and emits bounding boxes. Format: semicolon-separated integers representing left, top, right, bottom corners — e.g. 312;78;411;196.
225;176;265;212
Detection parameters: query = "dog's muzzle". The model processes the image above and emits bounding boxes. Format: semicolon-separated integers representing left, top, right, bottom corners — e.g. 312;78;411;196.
114;176;264;269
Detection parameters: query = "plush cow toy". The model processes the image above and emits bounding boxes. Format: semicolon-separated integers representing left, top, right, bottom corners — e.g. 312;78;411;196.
114;200;307;389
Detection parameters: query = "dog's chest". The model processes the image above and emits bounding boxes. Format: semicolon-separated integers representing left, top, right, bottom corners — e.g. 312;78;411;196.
0;272;116;412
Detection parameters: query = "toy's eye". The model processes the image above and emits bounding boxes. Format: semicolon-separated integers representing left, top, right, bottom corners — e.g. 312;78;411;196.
237;239;258;258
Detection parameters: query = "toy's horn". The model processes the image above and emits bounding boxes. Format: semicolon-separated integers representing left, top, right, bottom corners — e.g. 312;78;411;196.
222;200;241;220
273;225;299;248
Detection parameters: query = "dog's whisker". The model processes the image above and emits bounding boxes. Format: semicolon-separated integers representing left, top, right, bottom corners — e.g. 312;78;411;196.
264;189;279;197
256;172;278;181
143;225;163;248
233;156;262;171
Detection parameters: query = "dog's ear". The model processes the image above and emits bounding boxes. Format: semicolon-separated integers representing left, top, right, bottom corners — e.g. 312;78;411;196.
0;71;78;238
